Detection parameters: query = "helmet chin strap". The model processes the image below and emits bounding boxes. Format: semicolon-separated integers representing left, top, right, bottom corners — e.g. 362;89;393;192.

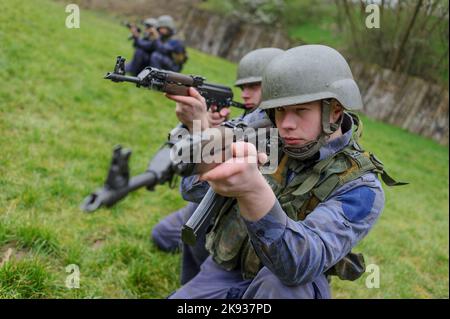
282;99;343;161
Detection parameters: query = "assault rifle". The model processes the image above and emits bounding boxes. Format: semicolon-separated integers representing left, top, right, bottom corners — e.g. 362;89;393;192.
80;56;249;212
123;21;141;33
81;139;176;213
104;56;246;111
80;118;278;230
82;57;276;244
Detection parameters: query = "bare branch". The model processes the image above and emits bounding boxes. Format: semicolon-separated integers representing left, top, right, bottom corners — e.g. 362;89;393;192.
391;0;424;71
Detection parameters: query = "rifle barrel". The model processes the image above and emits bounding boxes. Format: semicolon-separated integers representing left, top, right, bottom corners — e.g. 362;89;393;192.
104;72;141;84
81;171;157;212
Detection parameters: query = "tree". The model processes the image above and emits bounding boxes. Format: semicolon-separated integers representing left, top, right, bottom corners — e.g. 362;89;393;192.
335;0;449;84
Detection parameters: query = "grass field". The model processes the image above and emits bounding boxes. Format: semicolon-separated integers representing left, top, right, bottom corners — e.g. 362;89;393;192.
0;0;448;298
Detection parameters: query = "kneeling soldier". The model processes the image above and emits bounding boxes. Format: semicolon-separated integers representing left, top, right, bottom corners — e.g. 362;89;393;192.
169;45;400;299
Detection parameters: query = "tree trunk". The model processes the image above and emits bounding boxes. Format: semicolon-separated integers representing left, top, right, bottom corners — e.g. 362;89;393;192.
391;0;424;71
341;0;361;55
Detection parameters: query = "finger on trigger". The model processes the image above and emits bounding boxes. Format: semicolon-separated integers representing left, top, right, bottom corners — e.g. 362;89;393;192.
220;108;230;117
257;152;268;165
211;112;220;120
189;87;203;101
167;94;197;106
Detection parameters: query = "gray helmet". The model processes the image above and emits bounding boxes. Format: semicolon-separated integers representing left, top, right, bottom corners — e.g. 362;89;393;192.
157;15;176;33
260;45;362;160
143;18;157;28
235;48;284;87
260;45;362;111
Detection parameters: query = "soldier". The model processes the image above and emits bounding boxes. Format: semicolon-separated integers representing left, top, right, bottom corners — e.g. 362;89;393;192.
150;15;188;72
125;18;159;76
151;48;284;285
167;45;402;299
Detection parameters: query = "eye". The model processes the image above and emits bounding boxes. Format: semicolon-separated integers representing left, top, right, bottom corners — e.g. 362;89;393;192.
275;107;285;112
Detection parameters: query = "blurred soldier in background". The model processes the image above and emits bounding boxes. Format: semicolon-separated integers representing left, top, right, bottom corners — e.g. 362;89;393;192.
150;15;188;72
125;17;159;76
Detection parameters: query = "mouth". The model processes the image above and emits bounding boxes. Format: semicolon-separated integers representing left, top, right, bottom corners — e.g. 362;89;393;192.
244;103;255;109
282;137;304;146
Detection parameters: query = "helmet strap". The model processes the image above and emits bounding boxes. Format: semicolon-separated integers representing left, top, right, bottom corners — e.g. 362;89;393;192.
321;99;342;134
282;99;343;160
282;135;327;160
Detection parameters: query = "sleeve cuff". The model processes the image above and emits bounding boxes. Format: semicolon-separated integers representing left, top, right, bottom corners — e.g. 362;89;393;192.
244;200;287;245
180;175;210;203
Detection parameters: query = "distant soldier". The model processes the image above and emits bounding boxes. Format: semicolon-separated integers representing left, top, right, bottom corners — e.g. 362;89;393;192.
150;15;188;72
125;18;159;76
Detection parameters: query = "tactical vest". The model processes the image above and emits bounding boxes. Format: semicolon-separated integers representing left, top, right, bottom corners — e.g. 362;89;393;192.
205;113;401;280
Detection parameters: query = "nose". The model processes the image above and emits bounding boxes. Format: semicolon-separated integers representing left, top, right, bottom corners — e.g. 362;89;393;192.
278;111;297;130
241;88;250;99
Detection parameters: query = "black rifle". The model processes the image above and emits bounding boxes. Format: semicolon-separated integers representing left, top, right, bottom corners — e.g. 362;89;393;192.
81;57;247;212
81;140;176;212
80;119;277;224
104;56;246;111
123;22;142;41
177;119;278;246
123;22;142;33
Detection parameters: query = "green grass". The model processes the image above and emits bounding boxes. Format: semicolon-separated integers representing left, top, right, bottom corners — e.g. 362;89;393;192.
284;0;344;48
0;0;448;299
331;115;449;298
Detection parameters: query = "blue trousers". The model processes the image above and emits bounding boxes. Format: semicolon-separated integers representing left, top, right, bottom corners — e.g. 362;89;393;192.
125;48;151;76
169;256;332;299
153;204;331;298
150;51;181;72
151;202;209;285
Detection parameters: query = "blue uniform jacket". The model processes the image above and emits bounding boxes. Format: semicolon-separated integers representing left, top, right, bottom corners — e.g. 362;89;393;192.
179;114;385;286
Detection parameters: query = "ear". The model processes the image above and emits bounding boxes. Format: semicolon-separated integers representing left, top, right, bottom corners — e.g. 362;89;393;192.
330;100;343;124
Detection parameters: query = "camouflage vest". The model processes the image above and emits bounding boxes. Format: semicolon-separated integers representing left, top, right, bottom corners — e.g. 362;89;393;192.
205;113;400;280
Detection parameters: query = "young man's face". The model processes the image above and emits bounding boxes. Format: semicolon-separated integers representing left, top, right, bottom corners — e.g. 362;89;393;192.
275;101;323;146
239;83;262;110
275;101;343;146
158;27;171;37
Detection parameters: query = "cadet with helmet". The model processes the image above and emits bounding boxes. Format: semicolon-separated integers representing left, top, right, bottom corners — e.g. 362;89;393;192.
167;45;402;299
125;17;159;76
150;15;188;72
